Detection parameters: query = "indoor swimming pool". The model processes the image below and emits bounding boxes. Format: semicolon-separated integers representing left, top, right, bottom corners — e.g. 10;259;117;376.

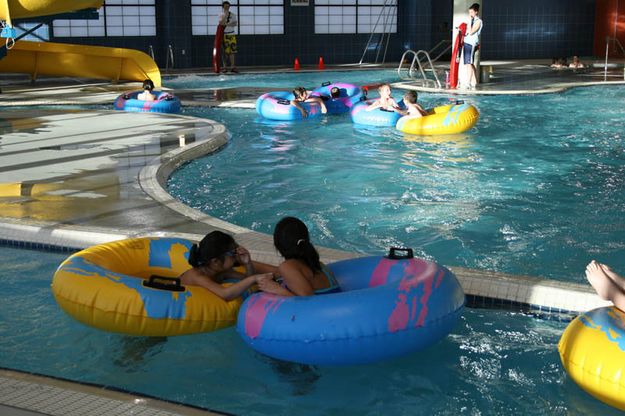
0;245;620;415
168;84;625;284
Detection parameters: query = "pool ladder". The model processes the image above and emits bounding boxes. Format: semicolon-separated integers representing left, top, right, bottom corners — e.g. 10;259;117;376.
165;45;174;73
397;49;442;89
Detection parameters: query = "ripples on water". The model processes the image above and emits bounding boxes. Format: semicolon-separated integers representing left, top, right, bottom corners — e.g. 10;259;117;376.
1;247;621;415
170;85;625;282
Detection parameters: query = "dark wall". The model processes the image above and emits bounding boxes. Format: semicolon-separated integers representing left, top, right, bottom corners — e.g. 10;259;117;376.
480;0;595;59
49;0;597;69
594;0;625;57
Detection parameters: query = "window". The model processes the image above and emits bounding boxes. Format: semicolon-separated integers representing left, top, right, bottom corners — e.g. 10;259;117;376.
14;23;50;41
52;0;155;37
105;0;156;36
315;0;397;34
191;0;284;36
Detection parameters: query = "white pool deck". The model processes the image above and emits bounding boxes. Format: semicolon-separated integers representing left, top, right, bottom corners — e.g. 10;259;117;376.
0;60;623;415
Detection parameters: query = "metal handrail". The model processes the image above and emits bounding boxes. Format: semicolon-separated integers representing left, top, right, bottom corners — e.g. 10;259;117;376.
148;45;155;61
165;45;174;72
397;49;442;89
603;37;625;82
359;0;396;65
428;39;452;62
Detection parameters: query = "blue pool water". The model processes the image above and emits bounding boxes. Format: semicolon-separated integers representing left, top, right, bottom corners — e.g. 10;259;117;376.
168;85;625;283
165;69;400;90
0;246;620;415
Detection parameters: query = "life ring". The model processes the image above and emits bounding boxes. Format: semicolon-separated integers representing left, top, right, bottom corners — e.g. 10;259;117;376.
51;237;244;336
396;102;480;135
310;82;364;114
236;248;465;365
255;91;322;121
114;91;181;113
559;306;625;411
350;99;404;126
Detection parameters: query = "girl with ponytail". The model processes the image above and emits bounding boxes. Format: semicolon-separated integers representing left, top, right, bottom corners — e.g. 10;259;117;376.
179;231;276;301
257;217;340;296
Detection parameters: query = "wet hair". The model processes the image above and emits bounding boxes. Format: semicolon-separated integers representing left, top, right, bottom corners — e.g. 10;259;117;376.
469;3;479;12
378;83;391;92
142;79;154;91
330;87;341;98
273;217;321;272
222;1;230;6
292;86;307;99
403;90;417;103
188;231;237;268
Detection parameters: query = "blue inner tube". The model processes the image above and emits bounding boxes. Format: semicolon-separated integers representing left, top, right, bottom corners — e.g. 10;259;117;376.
236;254;465;366
114;91;181;114
350;99;405;126
255;91;322;121
311;82;364;114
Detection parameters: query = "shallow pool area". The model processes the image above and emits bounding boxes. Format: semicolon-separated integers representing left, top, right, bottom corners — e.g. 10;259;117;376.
167;85;625;284
0;245;620;415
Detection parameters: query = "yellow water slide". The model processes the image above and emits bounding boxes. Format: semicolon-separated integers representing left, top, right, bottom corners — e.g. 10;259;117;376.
0;0;161;86
0;41;161;86
0;0;104;20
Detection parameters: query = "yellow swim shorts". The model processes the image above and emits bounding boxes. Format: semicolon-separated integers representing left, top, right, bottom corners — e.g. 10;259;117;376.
224;34;238;55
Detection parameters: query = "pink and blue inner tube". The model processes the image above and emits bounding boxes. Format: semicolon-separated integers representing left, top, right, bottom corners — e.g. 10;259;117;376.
311;82;364;114
114;91;181;113
350;99;405;127
236;249;465;366
256;91;322;121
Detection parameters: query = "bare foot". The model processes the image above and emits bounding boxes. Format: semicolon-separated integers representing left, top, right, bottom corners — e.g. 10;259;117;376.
599;263;625;290
586;260;619;300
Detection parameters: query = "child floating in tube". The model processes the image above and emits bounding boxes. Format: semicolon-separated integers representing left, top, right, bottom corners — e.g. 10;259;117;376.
137;79;156;101
365;83;400;112
396;90;427;117
290;86;328;118
256;217;340;296
179;231;276;301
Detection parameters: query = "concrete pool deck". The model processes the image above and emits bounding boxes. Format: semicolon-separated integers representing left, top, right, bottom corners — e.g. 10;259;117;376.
0;59;622;415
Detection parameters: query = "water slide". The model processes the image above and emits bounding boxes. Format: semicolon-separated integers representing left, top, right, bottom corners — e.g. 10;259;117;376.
0;0;161;87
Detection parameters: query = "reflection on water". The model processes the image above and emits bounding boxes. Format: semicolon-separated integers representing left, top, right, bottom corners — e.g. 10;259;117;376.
113;336;168;372
259;354;321;396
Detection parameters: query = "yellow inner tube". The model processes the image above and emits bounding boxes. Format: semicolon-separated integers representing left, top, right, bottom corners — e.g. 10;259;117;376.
396;103;479;136
558;306;625;411
51;237;243;337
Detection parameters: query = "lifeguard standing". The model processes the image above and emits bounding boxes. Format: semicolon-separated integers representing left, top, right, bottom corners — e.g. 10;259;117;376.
463;3;483;88
219;1;238;73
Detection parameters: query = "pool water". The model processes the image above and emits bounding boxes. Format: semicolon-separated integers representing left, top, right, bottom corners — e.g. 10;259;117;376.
0;246;621;415
165;69;401;90
168;85;625;283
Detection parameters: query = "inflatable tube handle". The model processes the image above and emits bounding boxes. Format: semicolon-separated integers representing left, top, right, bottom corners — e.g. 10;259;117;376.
455;100;465;105
322;81;331;86
386;247;414;260
143;275;186;292
277;99;291;105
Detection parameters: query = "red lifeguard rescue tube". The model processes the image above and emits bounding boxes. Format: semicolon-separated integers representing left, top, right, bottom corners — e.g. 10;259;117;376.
213;24;225;74
449;22;467;89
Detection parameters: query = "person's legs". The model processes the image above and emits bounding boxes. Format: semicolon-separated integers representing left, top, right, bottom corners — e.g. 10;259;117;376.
228;35;238;72
586;260;625;312
600;263;625;291
461;43;474;89
468;64;477;88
